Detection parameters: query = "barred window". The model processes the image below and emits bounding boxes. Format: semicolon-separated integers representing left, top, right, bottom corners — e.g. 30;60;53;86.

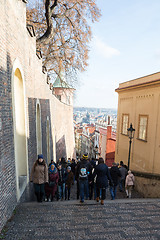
121;114;129;135
138;115;148;141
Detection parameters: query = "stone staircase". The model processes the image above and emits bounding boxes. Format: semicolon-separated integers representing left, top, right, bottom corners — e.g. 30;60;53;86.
2;198;160;240
0;183;147;240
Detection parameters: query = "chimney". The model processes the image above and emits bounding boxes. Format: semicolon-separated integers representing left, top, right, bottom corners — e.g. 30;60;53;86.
108;116;110;125
107;125;112;140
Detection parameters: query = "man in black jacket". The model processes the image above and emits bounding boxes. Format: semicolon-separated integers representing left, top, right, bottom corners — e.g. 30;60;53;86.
57;164;67;200
110;162;121;200
76;154;92;203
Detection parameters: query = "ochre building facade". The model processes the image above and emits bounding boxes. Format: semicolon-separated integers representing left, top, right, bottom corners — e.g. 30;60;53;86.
115;72;160;198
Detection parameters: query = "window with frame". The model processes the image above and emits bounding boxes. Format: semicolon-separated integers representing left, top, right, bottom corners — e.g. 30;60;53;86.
56;95;61;101
138;115;148;141
121;114;129;135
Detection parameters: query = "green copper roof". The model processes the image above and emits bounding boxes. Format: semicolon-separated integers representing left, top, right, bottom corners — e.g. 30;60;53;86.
53;74;72;89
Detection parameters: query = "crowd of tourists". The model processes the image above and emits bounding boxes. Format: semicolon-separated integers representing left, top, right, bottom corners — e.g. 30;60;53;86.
30;154;135;204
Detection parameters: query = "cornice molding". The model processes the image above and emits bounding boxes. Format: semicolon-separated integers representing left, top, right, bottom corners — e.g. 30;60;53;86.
115;79;160;93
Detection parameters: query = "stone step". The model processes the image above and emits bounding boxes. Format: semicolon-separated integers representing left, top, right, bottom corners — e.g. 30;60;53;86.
2;198;160;240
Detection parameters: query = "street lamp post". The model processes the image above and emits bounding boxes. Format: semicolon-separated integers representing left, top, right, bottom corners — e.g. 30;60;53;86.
127;123;135;170
94;145;98;159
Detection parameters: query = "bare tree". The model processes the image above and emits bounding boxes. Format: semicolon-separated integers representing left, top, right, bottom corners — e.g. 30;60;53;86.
27;0;101;85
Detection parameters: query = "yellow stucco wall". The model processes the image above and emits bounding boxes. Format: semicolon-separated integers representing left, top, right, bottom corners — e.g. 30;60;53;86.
115;73;160;175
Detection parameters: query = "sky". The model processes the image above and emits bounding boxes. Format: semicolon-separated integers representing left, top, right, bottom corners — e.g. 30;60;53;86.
74;0;160;109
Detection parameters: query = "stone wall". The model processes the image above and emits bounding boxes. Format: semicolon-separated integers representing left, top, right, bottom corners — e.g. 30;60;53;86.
135;177;160;198
0;0;75;231
134;172;160;198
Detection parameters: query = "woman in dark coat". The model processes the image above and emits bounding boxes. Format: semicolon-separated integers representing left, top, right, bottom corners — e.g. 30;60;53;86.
94;158;112;205
45;164;59;201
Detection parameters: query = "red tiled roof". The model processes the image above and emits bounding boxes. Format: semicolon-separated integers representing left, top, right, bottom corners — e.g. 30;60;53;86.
77;129;83;133
85;126;95;134
89;127;95;134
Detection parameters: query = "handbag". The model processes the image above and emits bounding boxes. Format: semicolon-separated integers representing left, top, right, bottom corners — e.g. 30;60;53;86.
49;181;55;187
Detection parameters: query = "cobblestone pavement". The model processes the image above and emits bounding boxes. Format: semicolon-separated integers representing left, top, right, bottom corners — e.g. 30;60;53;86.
1;184;160;240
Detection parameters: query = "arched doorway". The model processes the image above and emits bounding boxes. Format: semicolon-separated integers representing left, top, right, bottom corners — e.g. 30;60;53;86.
36;101;42;155
12;66;28;200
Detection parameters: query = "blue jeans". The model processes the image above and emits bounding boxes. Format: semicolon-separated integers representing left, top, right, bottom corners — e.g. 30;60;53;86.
119;179;125;192
79;179;89;202
96;187;106;200
58;183;65;199
110;185;118;200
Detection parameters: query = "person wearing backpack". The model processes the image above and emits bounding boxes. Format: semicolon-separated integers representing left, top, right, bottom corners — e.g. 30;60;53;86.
76;154;92;203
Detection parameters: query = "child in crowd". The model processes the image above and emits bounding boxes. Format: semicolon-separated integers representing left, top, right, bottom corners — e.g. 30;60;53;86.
125;170;135;198
65;166;74;200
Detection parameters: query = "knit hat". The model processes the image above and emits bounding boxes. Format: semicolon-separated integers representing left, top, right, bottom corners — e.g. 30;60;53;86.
38;154;43;159
82;154;88;160
67;166;71;170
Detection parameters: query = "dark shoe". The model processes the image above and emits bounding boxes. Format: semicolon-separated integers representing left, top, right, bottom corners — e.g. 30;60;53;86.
80;200;84;203
96;197;99;202
101;200;104;205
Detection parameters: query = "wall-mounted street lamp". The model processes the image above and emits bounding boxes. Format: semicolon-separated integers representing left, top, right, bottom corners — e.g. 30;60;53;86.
127;123;135;170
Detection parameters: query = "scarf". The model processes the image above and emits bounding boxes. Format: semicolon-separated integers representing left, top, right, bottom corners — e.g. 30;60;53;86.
49;164;57;174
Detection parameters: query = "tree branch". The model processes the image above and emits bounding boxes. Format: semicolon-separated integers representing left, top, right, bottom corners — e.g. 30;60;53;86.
36;0;57;45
